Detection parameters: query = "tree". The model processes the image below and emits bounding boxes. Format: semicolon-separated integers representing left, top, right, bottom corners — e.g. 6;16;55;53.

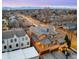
8;19;19;28
64;35;71;48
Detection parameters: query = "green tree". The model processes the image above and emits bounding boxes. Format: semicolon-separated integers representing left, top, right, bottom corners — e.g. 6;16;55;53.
64;35;71;48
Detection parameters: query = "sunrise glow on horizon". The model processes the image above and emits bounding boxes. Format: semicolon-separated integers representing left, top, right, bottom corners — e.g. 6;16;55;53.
3;0;77;7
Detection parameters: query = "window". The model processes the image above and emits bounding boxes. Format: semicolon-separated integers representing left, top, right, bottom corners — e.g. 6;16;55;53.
26;37;27;40
21;43;23;46
2;21;5;24
27;42;29;45
4;45;7;49
2;40;4;44
9;45;12;48
10;39;13;43
15;38;17;42
22;38;24;41
16;43;18;47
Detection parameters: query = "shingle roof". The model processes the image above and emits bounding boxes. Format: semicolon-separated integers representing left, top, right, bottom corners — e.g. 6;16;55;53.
30;26;48;36
63;23;77;30
2;28;26;39
57;38;65;44
39;39;51;44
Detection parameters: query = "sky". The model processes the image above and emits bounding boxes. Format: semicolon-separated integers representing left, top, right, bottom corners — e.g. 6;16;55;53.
2;0;77;7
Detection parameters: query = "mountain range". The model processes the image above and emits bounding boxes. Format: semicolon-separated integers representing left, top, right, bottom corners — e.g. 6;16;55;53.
2;6;76;10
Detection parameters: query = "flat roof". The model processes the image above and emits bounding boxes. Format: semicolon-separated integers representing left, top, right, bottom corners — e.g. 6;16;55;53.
9;50;25;59
2;47;39;59
2;53;8;59
22;47;39;59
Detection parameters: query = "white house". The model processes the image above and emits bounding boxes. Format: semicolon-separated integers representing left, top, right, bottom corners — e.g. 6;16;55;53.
2;28;30;52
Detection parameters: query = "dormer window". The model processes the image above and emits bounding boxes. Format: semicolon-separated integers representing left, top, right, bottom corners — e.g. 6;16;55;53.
2;40;5;44
15;38;17;42
10;39;13;43
26;37;27;40
22;38;24;41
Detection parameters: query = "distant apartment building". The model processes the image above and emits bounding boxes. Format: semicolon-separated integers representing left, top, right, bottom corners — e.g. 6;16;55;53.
2;28;30;52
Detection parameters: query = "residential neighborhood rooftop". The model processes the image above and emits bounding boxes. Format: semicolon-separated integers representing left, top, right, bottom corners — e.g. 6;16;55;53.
39;38;51;45
63;22;77;30
30;26;48;36
2;28;26;39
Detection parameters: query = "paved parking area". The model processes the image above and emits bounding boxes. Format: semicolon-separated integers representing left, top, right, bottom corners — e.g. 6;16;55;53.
41;51;77;59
